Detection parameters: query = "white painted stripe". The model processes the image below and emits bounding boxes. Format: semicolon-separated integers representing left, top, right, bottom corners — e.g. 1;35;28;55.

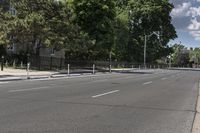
92;90;119;98
161;78;167;80
9;86;49;92
0;82;9;84
143;81;153;85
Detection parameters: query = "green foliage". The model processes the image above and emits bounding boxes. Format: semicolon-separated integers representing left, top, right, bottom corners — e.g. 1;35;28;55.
171;44;190;66
0;2;12;46
7;0;75;54
0;0;177;62
73;0;116;59
189;48;200;64
125;0;177;63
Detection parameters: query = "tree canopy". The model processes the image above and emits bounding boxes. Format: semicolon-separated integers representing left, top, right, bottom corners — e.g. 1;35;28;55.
0;0;177;63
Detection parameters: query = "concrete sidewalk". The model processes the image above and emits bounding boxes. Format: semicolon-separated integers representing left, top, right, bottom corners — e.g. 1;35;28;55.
0;68;164;82
0;68;56;81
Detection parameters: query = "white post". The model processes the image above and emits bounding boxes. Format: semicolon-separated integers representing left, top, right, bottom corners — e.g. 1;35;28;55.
21;61;23;68
5;61;8;68
13;60;15;68
93;64;95;74
27;63;30;79
68;64;70;76
109;65;112;73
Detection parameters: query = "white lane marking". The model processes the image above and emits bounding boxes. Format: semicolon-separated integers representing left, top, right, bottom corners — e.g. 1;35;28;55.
92;90;120;98
8;86;49;93
161;78;167;80
0;82;9;84
143;81;153;85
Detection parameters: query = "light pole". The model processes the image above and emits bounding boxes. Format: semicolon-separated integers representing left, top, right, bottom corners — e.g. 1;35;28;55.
144;32;160;69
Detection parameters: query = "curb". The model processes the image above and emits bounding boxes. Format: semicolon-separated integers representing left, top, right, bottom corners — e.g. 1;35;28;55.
0;73;104;82
192;81;200;133
0;76;51;82
0;77;25;82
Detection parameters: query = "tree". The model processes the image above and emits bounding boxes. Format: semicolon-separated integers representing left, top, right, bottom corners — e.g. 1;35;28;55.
172;44;190;66
114;3;129;61
189;48;200;66
73;0;116;60
125;0;177;62
7;0;76;56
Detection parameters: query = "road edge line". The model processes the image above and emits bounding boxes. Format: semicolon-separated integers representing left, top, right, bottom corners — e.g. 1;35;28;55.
191;80;200;133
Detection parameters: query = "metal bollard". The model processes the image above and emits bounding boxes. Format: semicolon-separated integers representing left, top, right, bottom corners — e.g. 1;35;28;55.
67;64;70;76
21;61;23;68
5;61;8;68
27;63;30;79
93;64;95;74
13;60;16;68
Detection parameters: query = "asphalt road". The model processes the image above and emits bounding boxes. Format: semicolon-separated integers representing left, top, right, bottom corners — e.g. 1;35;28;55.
0;70;199;133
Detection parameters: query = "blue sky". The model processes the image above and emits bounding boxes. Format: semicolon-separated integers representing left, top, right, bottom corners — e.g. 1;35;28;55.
169;0;200;48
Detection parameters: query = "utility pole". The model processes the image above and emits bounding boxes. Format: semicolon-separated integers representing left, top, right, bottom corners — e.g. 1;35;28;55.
143;32;160;69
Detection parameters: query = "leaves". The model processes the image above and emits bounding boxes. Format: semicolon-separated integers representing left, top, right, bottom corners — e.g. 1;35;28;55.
0;0;177;62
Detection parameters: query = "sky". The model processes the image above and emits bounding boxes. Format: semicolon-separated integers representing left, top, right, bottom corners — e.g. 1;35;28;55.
169;0;200;48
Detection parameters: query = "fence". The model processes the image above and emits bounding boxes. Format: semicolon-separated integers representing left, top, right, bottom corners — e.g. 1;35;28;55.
1;55;172;73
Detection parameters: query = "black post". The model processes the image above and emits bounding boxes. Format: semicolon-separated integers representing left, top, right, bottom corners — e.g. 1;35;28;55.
60;58;63;70
38;56;41;70
109;51;112;73
50;56;53;70
1;56;4;71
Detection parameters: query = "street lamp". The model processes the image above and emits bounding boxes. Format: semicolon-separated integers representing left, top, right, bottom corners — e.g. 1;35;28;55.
144;32;161;69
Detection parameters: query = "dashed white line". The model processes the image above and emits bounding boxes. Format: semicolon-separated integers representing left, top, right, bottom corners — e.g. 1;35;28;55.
0;82;9;84
92;90;120;98
143;81;153;85
161;78;167;80
8;86;49;93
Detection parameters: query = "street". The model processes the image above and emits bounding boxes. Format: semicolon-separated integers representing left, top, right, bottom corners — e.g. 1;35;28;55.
0;70;199;133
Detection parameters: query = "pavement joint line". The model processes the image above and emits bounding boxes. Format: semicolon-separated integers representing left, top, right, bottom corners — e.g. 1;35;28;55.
92;90;120;98
8;86;50;93
143;81;153;85
192;80;200;133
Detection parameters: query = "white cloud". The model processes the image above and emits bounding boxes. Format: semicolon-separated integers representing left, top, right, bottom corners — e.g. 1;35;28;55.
187;7;200;17
188;18;200;41
189;31;200;40
188;18;200;30
171;2;191;18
